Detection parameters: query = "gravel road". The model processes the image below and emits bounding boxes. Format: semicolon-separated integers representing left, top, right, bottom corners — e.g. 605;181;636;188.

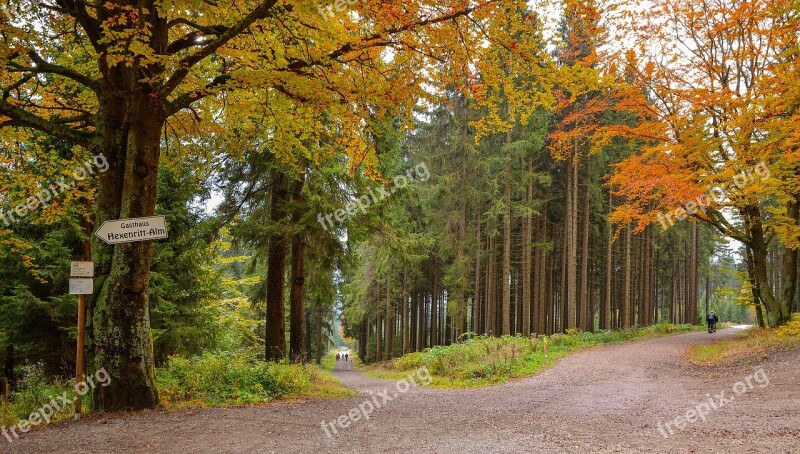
5;327;798;453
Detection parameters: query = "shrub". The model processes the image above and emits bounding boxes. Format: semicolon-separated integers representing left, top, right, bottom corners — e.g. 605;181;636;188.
157;352;313;406
1;362;76;427
775;314;800;338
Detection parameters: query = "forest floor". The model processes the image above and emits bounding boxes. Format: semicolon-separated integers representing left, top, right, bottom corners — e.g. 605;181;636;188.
5;326;799;453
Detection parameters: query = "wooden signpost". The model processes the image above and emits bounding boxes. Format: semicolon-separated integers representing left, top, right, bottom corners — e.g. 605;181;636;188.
70;223;93;420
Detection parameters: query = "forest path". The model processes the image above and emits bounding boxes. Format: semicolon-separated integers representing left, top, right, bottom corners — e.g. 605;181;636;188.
8;327;800;453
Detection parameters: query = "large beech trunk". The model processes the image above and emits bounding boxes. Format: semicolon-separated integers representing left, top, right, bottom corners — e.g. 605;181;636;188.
90;93;164;411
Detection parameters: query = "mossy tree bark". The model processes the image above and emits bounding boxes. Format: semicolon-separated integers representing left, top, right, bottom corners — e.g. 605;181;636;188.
89;87;166;411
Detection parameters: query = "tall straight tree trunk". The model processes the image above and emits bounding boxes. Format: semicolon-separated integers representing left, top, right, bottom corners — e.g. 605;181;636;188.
641;226;651;327
474;212;482;336
418;290;427;349
537;215;548;335
315;314;323;365
402;269;409;355
523;157;533;336
602;192;613;330
487;234;496;335
385;274;393;359
289;235;306;362
376;307;382;362
289;175;306;363
691;222;699;324
411;291;418;352
580;158;591;332
431;264;439;345
502;149;512;335
365;320;371;362
264;171;289;362
622;225;632;329
564;156;578;330
547;238;555;335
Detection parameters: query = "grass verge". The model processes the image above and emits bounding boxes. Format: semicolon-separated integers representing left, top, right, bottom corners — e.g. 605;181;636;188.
688;315;800;366
157;352;355;410
0;352;356;434
365;323;703;388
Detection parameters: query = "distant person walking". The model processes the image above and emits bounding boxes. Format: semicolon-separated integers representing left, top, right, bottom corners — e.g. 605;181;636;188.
706;311;719;333
336;353;340;361
345;353;349;361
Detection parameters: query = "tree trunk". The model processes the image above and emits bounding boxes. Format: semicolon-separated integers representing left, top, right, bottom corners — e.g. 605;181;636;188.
431;264;439;345
523;158;533;336
91;95;165;411
289;234;306;362
487;234;496;335
402;269;409;354
579;158;591;332
474;212;482;335
565;157;578;330
783;196;799;316
502;151;512;335
264;171;289;362
315;314;323;365
622;225;632;329
376;308;382;362
602;191;613;330
744;205;789;326
385;274;393;359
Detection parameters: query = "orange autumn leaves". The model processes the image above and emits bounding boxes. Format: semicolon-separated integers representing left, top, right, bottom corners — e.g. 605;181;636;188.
607;0;799;243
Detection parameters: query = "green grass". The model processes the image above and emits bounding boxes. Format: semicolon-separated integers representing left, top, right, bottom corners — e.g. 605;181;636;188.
365;323;703;387
0;362;78;430
0;352;355;428
689;315;800;366
157;351;354;409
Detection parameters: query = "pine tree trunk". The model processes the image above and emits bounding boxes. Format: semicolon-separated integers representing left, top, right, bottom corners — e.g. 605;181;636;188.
602;192;613;330
289;176;306;362
431;264;439;345
487;234;496;335
622;225;632;329
402;269;409;354
580;158;591;332
376;307;382;362
385;274;393;359
523;157;533;336
537;215;548;335
315;314;323;365
474;212;482;335
502;153;512;335
411;291;418;352
565;157;578;330
289;235;306;362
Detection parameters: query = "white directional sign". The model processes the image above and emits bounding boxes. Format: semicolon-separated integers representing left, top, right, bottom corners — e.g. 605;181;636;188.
69;278;93;295
70;261;94;277
95;216;168;245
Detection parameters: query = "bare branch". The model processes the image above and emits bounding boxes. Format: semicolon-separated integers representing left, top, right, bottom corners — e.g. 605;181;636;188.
0;97;93;145
7;51;100;93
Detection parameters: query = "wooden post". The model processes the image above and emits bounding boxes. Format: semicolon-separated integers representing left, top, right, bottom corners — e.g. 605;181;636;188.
75;222;91;420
